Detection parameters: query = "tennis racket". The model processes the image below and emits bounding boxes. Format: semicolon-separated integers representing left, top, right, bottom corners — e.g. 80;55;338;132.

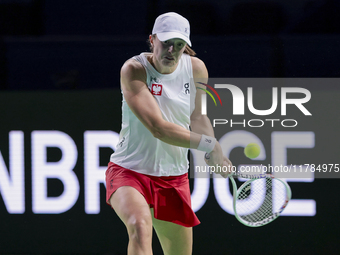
228;171;291;227
205;153;291;227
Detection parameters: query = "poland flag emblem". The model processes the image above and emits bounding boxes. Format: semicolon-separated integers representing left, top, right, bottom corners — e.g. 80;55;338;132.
151;84;162;96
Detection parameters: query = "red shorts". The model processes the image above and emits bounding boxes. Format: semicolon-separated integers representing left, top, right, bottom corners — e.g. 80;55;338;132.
105;162;200;227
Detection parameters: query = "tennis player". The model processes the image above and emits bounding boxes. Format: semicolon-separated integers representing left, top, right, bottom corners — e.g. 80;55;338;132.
106;12;232;255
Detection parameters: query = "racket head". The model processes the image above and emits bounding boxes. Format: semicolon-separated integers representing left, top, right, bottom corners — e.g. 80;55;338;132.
231;175;291;227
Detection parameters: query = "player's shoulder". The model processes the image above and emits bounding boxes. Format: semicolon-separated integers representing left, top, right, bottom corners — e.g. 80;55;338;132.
121;58;145;75
121;58;146;82
190;56;208;78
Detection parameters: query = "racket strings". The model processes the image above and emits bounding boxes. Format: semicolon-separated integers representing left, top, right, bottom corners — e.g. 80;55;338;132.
236;178;286;224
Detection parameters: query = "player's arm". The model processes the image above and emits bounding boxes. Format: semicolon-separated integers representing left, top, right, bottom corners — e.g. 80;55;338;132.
121;59;202;149
190;57;232;173
190;57;214;137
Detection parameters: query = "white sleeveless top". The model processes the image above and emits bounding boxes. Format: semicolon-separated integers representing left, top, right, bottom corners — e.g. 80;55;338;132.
110;52;196;176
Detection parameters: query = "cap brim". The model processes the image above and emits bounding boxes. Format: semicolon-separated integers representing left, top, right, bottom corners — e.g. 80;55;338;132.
157;32;192;47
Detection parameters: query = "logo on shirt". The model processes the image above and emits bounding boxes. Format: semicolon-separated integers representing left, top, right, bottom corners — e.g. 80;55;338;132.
150;76;161;83
118;137;125;147
151;84;163;96
184;83;190;94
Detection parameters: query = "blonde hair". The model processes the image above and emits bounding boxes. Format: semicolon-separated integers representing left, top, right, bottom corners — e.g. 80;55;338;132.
147;34;196;56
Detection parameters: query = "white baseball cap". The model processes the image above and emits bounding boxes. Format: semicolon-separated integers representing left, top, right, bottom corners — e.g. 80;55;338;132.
152;12;192;47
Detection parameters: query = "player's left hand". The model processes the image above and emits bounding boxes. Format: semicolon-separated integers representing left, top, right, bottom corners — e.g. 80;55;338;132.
204;154;233;178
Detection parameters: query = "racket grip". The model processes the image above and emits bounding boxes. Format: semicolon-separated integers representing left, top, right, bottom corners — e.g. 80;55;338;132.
204;153;211;160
